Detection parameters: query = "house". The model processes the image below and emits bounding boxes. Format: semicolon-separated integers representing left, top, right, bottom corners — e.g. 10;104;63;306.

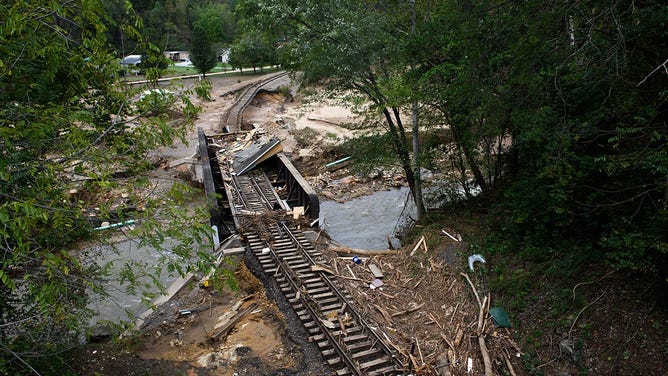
218;48;230;63
165;51;190;62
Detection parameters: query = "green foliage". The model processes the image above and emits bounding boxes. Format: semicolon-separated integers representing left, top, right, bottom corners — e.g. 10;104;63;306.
0;1;206;373
340;133;400;171
391;0;668;277
139;44;171;80
135;89;176;115
194;79;213;100
189;3;234;77
189;22;218;77
228;30;276;73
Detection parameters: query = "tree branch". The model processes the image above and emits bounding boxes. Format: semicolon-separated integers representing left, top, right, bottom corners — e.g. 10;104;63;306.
636;57;668;87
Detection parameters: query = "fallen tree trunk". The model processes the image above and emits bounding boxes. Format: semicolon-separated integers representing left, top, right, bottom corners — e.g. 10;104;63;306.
330;245;400;256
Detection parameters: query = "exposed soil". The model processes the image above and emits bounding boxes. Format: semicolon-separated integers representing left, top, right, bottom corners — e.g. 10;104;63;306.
68;72;668;376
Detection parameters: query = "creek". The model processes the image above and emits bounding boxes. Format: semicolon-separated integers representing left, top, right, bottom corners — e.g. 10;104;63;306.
90;188;414;323
88;238;179;324
319;187;414;250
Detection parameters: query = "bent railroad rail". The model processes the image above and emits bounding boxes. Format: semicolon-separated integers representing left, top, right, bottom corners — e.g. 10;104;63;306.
221;71;290;133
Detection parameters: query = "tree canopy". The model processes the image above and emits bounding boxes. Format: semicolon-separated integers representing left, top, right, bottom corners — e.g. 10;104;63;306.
0;1;212;373
237;0;667;274
188;3;234;77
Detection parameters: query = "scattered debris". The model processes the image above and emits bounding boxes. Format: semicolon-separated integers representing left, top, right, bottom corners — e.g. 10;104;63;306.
370;279;384;289
410;235;428;256
233;136;283;175
368;263;384;279
310;264;335;274
209;302;258;342
292;206;305;219
489;307;511;328
331;245;400;256
324;156;352;170
93;219;135;231
467;254;486;271
441;229;462;242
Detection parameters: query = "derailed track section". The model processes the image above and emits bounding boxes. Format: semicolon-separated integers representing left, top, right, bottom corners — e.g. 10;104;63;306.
201;72;404;374
235;173;403;375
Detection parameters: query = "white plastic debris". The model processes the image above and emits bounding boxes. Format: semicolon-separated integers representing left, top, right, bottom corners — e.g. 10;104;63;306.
369;279;384;289
467;357;473;373
468;254;486;271
261;247;270;254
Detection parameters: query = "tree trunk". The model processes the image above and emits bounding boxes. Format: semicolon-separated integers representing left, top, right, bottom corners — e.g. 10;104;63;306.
409;0;425;221
451;124;488;193
382;107;427;219
411;101;425;220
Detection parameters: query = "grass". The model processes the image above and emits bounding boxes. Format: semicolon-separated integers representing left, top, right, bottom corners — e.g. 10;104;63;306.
167;63;234;76
121;64;281;83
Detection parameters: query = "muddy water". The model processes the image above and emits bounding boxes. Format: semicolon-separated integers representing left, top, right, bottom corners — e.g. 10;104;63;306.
88;238;180;324
319;187;414;250
90;187;415;323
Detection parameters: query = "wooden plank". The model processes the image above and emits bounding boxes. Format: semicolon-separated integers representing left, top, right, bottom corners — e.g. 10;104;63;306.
368;263;384;279
209;302;258;341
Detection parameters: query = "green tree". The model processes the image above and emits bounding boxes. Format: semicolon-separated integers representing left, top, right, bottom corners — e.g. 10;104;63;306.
190;21;218;77
0;1;212;373
237;0;428;219
139;43;172;80
409;0;667;273
229;30;275;73
189;5;229;78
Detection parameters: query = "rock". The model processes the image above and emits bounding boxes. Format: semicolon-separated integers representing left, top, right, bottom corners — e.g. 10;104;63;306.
235;346;251;355
320;190;337;200
367;169;383;180
559;338;583;365
302;230;318;242
340;176;357;185
420;168;434;181
197;352;216;368
88;324;113;343
435;353;451;376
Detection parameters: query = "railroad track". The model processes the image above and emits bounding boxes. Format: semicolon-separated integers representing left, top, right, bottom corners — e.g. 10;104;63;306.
222;71;290;133
210;71;404;374
231;172;403;375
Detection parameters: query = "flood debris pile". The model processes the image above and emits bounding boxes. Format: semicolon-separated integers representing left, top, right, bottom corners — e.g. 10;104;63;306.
316;234;524;375
203;124;524;375
309;167;409;203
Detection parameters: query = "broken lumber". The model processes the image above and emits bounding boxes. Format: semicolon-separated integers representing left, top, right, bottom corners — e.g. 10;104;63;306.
368;263;384;279
330;245;400;256
310;264;335;275
441;229;461;242
410;236;426;256
373;304;394;325
391;302;425;317
209;302;258;341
